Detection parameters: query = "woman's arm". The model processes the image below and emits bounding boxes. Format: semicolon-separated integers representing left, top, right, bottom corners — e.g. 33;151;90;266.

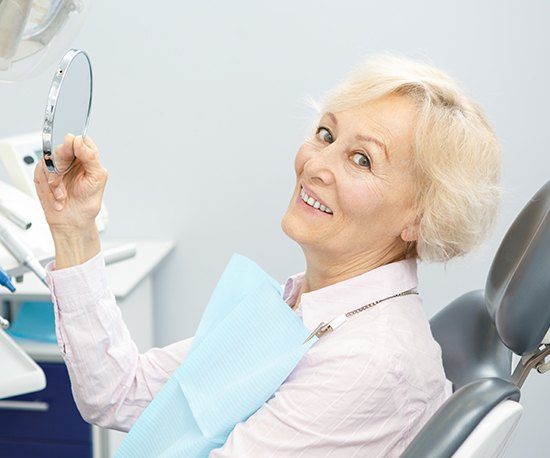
33;135;193;431
47;248;194;432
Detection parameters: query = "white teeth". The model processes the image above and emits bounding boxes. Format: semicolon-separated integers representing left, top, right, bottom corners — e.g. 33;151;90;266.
300;187;332;214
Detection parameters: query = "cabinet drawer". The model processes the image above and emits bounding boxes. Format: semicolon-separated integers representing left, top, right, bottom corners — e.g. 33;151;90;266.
0;440;91;458
0;362;91;443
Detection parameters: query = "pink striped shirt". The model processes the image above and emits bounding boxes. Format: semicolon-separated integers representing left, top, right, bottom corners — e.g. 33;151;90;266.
45;252;452;457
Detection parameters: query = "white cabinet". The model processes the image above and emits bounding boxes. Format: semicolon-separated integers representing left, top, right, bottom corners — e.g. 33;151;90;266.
1;239;174;457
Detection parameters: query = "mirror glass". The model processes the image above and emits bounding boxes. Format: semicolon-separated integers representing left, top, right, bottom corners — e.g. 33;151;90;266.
42;49;92;174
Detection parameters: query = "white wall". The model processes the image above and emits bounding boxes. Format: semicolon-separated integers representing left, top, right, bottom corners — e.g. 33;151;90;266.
0;1;548;456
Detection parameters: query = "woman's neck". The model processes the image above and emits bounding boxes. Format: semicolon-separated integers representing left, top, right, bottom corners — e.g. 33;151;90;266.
297;245;407;302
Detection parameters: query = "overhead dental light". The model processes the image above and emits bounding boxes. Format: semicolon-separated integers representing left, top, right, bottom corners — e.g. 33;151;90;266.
0;0;90;82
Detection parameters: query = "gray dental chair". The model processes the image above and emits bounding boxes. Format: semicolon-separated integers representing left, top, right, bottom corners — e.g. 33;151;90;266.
403;179;550;458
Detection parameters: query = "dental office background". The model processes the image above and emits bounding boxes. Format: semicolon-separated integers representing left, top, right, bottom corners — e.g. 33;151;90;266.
0;1;548;456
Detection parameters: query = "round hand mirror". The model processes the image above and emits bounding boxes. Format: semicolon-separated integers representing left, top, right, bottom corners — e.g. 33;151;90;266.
42;49;93;174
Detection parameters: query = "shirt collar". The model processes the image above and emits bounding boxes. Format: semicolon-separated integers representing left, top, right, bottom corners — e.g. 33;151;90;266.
282;257;419;332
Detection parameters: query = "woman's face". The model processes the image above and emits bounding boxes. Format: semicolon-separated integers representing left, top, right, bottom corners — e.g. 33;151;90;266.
281;94;419;267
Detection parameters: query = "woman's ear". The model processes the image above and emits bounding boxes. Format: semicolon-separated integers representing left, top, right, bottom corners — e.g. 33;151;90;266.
400;215;420;242
400;226;416;242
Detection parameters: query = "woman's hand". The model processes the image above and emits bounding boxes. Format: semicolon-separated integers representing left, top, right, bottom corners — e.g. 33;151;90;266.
34;134;107;268
34;134;108;236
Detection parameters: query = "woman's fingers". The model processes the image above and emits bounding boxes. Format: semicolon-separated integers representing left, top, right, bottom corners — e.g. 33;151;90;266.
37;134;104;212
74;135;103;174
44;165;65;202
82;134;98;150
49;133;87;201
51;174;67;201
47;134;73;196
34;160;64;211
42;161;65;210
54;134;76;174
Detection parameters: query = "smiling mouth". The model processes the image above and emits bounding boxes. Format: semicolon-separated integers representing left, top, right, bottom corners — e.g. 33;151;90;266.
299;186;333;214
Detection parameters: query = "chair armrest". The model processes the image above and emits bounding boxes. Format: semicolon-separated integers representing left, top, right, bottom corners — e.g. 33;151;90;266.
402;377;520;458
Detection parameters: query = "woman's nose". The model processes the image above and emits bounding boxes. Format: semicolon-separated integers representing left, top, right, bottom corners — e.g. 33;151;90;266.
303;146;336;186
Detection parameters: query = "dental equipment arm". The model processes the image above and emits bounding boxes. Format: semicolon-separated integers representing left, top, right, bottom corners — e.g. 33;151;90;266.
0;0;33;70
0;221;48;286
0;0;91;82
0;266;16;329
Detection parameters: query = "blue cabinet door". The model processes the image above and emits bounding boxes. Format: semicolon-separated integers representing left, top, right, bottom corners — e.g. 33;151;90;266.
0;362;92;445
0;440;92;458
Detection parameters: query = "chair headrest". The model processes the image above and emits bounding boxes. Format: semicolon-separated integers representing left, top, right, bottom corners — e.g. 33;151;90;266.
485;179;550;355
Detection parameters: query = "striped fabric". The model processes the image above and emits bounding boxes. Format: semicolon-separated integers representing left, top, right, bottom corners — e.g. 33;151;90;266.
46;252;452;457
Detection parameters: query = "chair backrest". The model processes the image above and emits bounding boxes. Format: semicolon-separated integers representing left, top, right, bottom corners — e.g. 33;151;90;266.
403;179;550;457
430;290;511;390
430;179;550;389
485;179;550;355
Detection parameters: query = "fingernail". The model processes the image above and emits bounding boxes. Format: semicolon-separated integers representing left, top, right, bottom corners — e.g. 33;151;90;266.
53;201;63;211
54;187;64;199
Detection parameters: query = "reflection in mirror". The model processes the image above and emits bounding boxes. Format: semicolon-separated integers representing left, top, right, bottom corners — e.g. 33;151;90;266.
42;49;92;174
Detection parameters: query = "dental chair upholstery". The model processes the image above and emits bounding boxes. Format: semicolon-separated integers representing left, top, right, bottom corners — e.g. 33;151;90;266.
403;179;550;458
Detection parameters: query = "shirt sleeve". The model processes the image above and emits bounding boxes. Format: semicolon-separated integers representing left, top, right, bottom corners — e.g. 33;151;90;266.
209;342;425;458
46;250;193;432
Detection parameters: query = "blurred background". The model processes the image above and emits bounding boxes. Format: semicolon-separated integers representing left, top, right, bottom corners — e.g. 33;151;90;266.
0;1;548;455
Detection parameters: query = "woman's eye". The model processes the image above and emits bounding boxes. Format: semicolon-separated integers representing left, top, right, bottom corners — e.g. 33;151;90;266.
316;127;333;143
352;152;371;168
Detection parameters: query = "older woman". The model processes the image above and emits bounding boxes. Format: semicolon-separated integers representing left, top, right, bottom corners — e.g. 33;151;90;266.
34;54;501;457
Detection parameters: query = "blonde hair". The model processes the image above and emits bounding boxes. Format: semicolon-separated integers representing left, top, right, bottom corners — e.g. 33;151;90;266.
316;53;502;263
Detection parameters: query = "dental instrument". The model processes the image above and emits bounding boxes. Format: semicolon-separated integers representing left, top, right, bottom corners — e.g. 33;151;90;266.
103;243;137;265
0;266;16;329
0;201;32;230
0;222;48;287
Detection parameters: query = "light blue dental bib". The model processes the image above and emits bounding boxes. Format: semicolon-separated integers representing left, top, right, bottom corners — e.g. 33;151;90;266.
116;253;318;457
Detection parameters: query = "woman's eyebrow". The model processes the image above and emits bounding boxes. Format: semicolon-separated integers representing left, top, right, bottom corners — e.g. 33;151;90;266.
323;111;389;161
356;134;389;161
326;112;338;126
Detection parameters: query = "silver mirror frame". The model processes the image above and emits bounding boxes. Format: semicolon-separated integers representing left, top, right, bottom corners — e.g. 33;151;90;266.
42;48;93;174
